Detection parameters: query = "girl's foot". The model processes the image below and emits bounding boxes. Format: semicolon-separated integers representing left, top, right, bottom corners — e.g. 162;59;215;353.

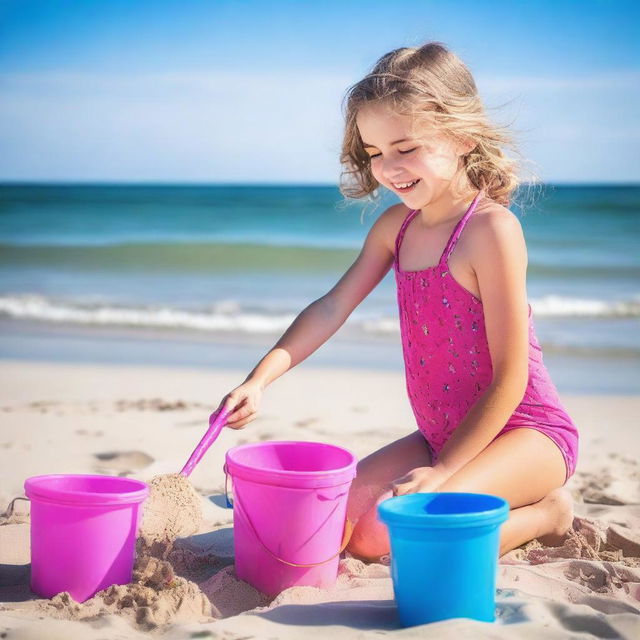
536;487;574;547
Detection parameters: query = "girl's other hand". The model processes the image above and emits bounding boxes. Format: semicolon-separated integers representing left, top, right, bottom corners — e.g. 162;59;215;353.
390;465;450;496
216;379;265;430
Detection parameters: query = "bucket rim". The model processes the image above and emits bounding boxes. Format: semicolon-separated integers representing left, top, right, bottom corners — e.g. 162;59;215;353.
24;473;149;506
225;440;358;487
377;492;509;529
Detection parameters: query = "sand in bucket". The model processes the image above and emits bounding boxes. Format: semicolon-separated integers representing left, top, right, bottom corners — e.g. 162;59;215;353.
138;473;204;558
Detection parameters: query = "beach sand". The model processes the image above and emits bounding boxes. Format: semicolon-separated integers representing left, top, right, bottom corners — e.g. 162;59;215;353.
0;358;638;639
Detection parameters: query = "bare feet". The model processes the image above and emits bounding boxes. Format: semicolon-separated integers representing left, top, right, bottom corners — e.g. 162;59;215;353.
536;487;574;547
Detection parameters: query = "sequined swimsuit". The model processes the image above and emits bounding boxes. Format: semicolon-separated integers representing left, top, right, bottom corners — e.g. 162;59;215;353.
394;189;579;484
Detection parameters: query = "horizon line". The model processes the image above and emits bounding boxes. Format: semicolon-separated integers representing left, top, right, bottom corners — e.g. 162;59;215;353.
1;180;638;188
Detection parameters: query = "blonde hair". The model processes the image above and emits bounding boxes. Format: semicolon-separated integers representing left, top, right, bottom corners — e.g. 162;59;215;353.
338;41;541;212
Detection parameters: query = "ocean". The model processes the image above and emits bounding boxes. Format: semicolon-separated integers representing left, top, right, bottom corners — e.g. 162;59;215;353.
1;183;638;393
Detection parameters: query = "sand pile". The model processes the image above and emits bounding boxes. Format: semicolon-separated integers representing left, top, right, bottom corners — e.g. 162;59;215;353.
138;473;204;557
511;516;640;567
35;554;215;629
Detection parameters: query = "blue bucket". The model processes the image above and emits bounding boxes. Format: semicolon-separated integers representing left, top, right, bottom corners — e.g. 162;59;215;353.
377;492;509;626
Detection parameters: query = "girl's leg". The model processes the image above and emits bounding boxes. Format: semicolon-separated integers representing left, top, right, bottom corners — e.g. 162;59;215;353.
345;430;433;560
437;428;574;557
347;427;574;561
495;487;574;556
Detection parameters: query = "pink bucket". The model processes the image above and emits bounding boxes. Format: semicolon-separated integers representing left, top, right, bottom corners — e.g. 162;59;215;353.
224;440;357;596
24;474;149;602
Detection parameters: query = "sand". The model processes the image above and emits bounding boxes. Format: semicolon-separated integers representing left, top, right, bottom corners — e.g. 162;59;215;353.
138;472;204;556
0;359;639;639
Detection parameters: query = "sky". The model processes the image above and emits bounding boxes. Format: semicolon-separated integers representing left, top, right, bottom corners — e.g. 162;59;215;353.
0;0;638;184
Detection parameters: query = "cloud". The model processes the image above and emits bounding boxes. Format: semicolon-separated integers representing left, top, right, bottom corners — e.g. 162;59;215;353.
0;69;637;182
0;70;353;181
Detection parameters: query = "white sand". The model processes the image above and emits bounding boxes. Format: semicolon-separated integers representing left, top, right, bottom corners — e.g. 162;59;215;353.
138;472;204;553
0;359;639;639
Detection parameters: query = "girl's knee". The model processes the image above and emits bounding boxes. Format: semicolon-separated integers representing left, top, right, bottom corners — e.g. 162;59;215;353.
346;471;392;523
344;488;393;560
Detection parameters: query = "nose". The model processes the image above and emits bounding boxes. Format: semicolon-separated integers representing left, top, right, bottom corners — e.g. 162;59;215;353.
379;156;408;182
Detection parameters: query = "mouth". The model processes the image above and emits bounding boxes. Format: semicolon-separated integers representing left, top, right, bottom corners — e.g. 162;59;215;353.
392;179;420;193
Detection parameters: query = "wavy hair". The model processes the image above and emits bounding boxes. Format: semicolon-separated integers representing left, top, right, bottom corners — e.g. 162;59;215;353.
338;42;541;212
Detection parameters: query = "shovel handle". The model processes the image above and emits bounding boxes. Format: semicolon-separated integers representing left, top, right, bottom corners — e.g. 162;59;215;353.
180;406;231;477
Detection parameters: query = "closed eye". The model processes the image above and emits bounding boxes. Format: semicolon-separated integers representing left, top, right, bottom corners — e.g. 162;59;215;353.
369;148;418;160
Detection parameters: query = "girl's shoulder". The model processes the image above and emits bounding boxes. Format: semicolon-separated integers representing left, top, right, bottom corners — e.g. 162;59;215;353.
472;194;517;220
465;197;524;244
463;198;527;268
369;202;412;256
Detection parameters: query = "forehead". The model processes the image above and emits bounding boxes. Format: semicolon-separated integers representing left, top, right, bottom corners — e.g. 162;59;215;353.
356;103;436;147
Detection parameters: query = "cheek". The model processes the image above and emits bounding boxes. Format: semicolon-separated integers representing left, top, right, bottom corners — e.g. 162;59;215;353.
368;149;457;182
426;145;459;177
369;161;383;182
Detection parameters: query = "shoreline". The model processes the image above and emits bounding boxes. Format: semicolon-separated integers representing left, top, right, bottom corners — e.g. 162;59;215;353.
2;317;639;394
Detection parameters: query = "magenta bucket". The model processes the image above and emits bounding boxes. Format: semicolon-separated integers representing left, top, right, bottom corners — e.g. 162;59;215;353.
224;440;357;596
24;474;149;602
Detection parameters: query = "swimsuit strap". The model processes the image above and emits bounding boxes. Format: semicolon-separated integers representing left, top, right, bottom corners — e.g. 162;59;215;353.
394;207;421;265
439;189;485;266
394;188;485;269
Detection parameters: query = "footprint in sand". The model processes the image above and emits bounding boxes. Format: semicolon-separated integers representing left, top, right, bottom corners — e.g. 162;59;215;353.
27;400;59;414
93;450;155;474
294;417;320;427
350;406;369;413
114;398;208;412
572;458;640;505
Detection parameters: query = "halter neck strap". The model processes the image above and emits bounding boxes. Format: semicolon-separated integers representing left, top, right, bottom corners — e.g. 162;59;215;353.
439;189;485;266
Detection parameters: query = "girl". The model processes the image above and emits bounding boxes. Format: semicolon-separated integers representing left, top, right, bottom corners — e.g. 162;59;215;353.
215;41;578;562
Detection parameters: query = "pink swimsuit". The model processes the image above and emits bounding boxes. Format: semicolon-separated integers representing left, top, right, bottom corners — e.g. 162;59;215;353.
394;189;579;484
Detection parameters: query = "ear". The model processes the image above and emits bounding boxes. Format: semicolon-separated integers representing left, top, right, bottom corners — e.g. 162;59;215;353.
453;135;476;157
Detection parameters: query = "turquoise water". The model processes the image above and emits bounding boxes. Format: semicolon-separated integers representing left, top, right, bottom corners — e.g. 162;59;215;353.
1;183;638;392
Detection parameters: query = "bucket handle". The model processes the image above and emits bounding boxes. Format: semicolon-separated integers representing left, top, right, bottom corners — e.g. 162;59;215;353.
223;463;354;568
2;495;29;519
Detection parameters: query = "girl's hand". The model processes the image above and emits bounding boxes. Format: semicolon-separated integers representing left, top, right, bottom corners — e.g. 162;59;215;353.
390;465;451;496
216;378;265;430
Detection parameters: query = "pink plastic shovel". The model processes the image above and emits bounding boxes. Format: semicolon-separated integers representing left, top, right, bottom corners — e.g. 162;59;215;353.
179;406;232;477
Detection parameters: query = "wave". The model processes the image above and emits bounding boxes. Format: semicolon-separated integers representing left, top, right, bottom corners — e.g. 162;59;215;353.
1;292;639;337
0;294;298;334
521;294;640;317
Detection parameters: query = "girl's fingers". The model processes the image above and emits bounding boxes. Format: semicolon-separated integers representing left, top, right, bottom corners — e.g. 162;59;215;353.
224;399;244;422
222;395;236;412
392;482;415;497
223;394;246;415
227;404;255;424
390;473;413;489
228;412;256;430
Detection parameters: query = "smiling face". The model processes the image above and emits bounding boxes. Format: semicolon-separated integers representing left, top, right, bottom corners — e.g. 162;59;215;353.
356;102;474;207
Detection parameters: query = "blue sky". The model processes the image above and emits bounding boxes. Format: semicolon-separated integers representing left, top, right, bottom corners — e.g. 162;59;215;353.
0;0;638;184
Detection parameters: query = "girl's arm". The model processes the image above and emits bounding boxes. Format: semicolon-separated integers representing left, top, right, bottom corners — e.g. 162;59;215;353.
434;207;530;477
244;205;402;389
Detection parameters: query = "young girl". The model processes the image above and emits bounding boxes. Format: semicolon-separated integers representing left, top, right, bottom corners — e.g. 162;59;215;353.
215;42;578;562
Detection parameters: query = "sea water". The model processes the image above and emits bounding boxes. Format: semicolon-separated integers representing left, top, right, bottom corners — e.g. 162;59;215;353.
1;183;638;393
